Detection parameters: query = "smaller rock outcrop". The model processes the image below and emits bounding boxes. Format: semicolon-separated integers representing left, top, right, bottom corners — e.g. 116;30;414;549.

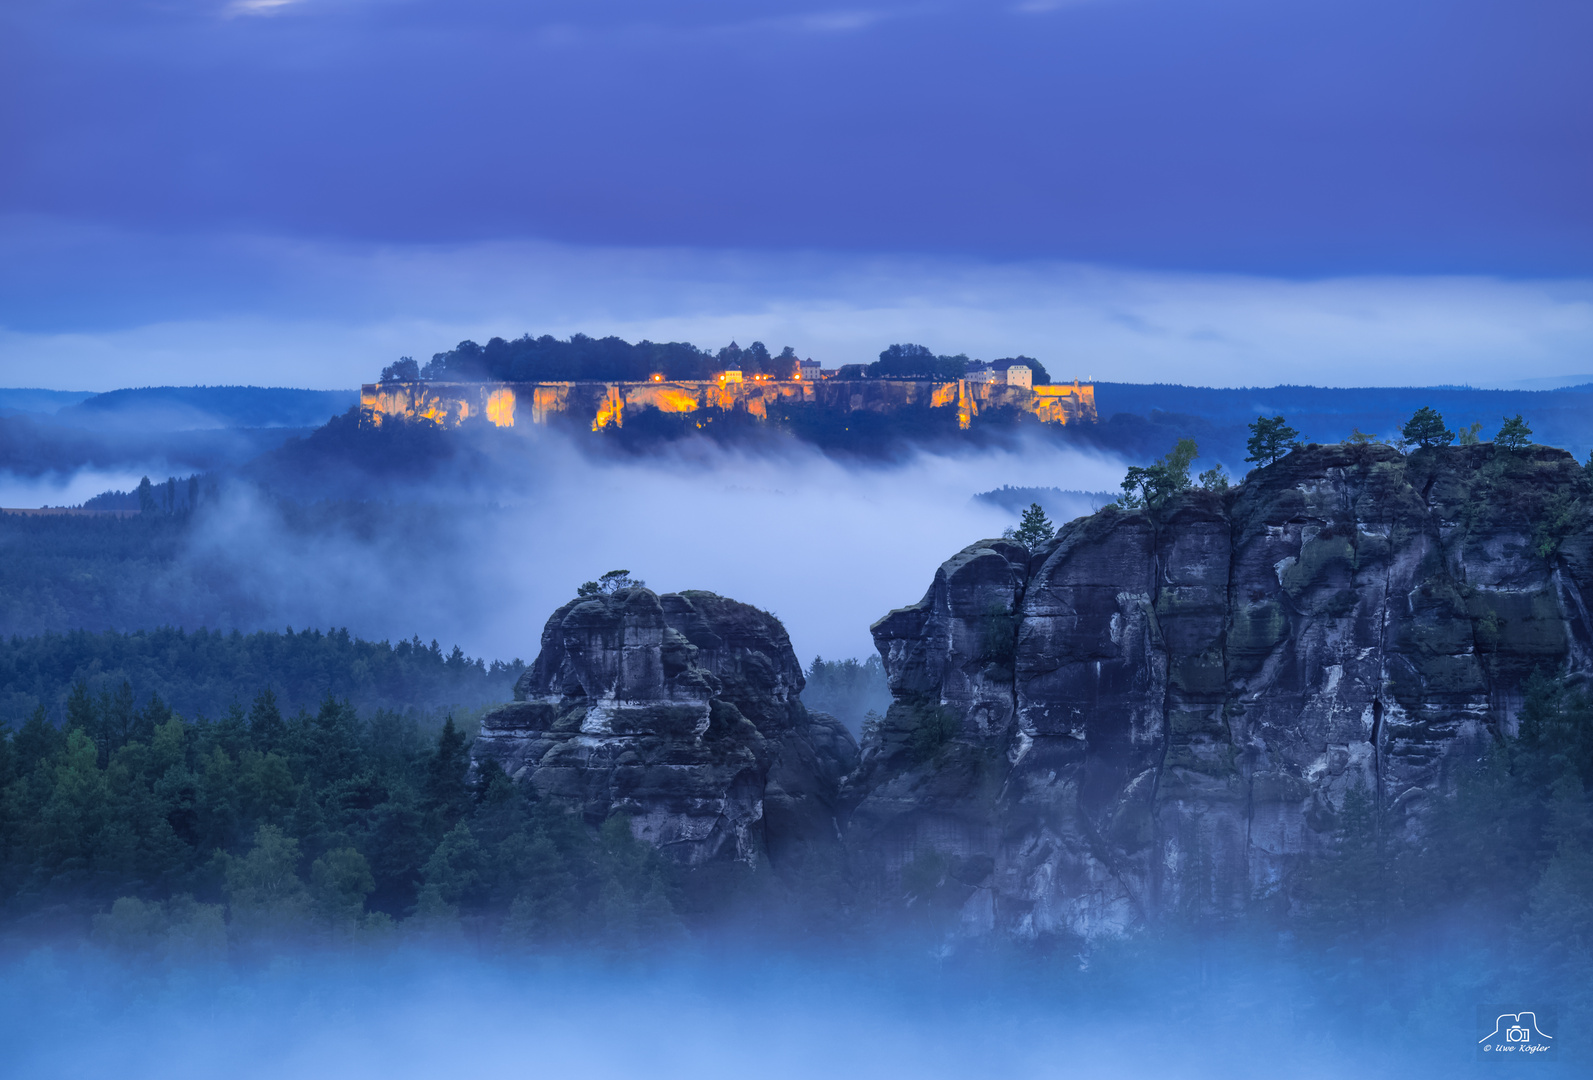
473;588;857;866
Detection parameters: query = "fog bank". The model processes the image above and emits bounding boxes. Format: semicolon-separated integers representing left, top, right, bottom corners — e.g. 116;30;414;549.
0;943;1501;1080
0;468;150;509
1;430;1123;663
202;432;1122;663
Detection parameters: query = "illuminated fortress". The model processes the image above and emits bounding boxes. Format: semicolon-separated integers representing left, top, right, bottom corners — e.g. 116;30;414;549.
360;367;1096;432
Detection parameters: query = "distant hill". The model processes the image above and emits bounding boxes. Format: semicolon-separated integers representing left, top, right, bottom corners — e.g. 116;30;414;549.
55;386;357;431
0;386;358;479
0;388;97;417
973;486;1114;525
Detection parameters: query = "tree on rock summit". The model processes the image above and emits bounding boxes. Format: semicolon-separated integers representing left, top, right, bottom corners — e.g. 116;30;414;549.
1402;407;1454;449
578;570;645;597
1496;415;1533;452
1245;415;1300;467
1120;438;1199;509
1006;503;1055;549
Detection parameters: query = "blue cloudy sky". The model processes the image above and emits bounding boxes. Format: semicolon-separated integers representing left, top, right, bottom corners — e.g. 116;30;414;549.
2;0;1590;389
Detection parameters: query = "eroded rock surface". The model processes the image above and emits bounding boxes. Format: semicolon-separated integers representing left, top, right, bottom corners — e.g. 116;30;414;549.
473;588;857;865
849;444;1593;937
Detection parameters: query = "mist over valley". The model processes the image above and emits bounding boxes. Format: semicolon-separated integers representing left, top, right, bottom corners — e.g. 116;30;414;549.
4;0;1591;1069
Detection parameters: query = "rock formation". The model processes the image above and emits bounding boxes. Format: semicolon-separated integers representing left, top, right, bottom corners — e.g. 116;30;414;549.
473;588;857;866
849;443;1593;937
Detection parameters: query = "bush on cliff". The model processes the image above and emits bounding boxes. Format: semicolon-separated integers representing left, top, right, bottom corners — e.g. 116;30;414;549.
907;702;961;763
1119;438;1199;508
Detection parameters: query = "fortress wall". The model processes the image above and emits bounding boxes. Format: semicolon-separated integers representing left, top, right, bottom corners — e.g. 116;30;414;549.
359;377;1096;431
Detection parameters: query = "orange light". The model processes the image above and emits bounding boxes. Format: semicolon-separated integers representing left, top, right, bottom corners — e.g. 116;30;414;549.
652;373;663;382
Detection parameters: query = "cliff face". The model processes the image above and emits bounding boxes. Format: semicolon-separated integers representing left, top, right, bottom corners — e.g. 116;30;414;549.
851;444;1593;937
472;588;857;865
360;377;1096;434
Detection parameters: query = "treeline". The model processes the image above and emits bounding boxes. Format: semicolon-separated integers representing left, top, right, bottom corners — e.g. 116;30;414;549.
0;499;469;637
386;335;808;384
1080;383;1593;475
801;655;890;734
1115;407;1592;509
0;509;195;636
0;693;679;952
82;474;211;513
3;667;1588;962
380;335;1054;386
865;344;1052;384
0;626;523;729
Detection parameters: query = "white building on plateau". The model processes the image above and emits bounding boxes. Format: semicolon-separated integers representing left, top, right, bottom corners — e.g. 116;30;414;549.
798;359;822;380
965;362;1032;388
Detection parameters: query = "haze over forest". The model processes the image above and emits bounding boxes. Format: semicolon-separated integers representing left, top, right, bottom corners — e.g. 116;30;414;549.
4;0;1592;1076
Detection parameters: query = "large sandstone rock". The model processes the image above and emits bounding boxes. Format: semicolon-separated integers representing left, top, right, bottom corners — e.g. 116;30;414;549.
473;588;857;866
849;443;1593;937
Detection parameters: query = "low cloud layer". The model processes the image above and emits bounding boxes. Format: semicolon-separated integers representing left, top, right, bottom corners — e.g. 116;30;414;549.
0;943;1492;1080
0;468;151;509
3;221;1592;392
2;429;1123;664
205;433;1121;663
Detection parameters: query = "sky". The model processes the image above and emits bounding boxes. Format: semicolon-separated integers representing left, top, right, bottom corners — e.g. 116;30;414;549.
1;0;1591;390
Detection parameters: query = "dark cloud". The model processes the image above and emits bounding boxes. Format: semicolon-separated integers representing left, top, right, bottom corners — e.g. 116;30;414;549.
2;0;1589;274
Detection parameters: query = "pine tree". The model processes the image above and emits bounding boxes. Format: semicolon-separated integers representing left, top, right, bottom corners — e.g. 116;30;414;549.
1401;406;1453;449
1245;416;1299;467
417;821;483;913
248;689;286;752
1008;503;1055;549
1496;414;1533;451
424;716;472;832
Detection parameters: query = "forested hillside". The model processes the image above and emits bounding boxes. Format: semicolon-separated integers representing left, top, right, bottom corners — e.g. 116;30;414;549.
0;697;678;946
0;626;521;729
0;498;476;637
